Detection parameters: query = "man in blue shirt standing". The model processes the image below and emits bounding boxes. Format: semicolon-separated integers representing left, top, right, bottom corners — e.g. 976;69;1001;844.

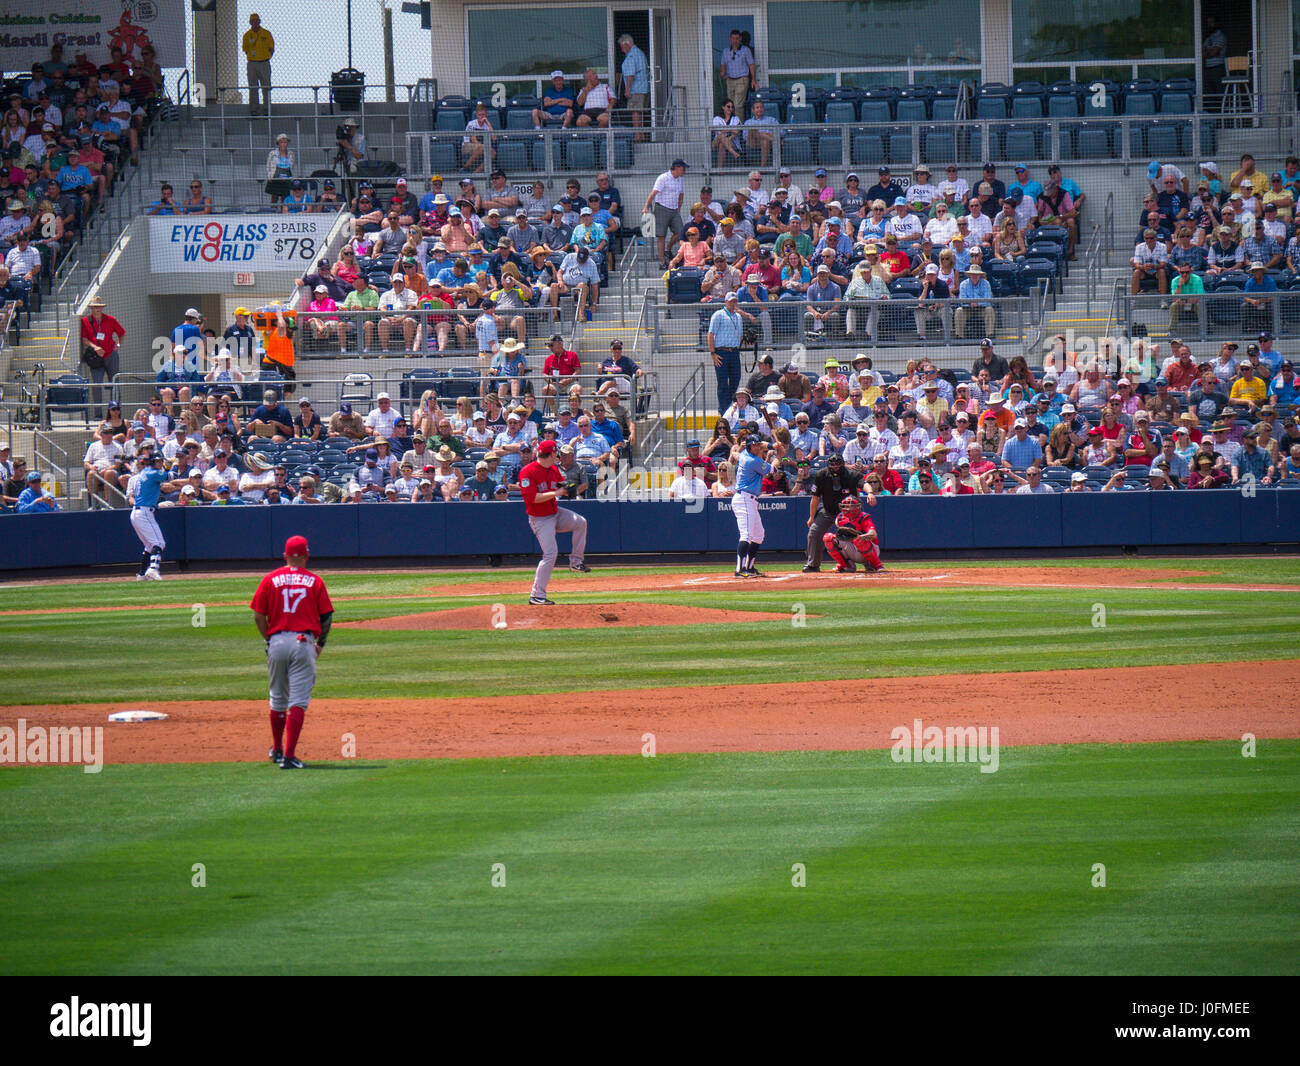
707;291;745;413
618;35;650;139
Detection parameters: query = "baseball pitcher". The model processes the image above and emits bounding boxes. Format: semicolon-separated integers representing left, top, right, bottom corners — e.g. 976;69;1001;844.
520;439;590;605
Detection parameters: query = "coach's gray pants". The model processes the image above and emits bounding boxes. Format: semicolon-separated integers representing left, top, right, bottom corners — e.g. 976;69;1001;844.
806;509;834;567
267;630;317;711
529;508;587;600
248;60;271;113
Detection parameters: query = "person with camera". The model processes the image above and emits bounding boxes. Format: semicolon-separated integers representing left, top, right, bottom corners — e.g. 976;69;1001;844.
146;182;179;215
79;297;125;419
334;117;366;174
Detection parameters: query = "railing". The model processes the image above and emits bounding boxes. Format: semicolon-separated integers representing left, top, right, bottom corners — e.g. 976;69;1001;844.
131;177;352;215
1083;191;1115;313
641;362;706;469
650;295;1035;353
32;428;76;512
617;237;643;328
1116;289;1300;345
407;109;1300;179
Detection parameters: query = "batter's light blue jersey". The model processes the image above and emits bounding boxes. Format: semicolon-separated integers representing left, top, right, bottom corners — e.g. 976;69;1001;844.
133;467;167;509
736;450;769;495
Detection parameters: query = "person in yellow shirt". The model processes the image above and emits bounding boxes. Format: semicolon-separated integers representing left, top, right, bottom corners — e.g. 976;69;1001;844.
917;381;950;430
1261;172;1295;221
1229;153;1269;200
1229;360;1267;412
242;13;275;116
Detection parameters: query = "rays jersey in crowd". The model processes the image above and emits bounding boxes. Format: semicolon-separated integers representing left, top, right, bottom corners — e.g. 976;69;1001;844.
128;467;167;508
736;450;770;495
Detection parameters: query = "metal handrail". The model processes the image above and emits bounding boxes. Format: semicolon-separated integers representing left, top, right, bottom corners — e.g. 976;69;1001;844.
33;427;76;511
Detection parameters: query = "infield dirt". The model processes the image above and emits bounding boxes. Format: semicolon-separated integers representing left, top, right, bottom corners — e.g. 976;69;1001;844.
8;660;1297;765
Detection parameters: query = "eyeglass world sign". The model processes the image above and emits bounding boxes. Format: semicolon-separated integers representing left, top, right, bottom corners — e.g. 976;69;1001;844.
50;998;151;1046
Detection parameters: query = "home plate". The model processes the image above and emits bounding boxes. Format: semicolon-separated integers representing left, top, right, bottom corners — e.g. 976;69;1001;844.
108;710;169;723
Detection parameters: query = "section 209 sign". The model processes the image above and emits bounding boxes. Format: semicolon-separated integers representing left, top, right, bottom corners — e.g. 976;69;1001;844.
149;216;336;272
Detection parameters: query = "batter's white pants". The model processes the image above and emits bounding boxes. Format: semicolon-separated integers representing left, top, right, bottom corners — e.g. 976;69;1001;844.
732;491;764;544
130;507;164;552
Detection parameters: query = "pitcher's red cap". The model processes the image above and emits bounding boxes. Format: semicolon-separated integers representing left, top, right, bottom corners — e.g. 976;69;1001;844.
284;535;310;557
536;440;557;456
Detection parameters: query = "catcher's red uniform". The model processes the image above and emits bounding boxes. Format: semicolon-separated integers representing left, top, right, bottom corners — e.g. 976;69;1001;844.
823;508;882;571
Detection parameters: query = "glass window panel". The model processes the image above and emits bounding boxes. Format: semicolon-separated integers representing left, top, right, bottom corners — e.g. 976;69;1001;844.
767;1;980;70
469;79;539;103
1013;0;1193;64
769;73;838;93
1076;64;1137;86
1015;67;1069;87
468;8;608;79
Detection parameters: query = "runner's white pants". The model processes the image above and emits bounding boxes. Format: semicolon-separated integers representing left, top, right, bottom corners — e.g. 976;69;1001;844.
130;507;164;551
732;491;763;544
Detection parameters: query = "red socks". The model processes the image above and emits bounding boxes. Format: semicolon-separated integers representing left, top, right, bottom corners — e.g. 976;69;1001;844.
284;706;305;759
269;710;286;749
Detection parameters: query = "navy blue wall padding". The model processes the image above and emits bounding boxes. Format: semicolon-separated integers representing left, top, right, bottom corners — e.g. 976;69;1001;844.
869;495;974;548
619;501;708;551
183;504;273;559
1061;490;1151;545
1149;491;1241;544
970;494;1063;547
566;499;623;555
2;493;1298;571
270;504;361;558
1239;489;1280;544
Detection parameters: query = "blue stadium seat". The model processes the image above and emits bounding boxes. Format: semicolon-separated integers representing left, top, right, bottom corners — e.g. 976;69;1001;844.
824;100;857;124
786;104;816;124
896;99;928;122
816;129;842;164
1145;122;1180;159
923;129;955;165
1011;95;1044;118
1047;93;1079;117
887;130;912;165
986;260;1019;297
860;100;893;123
667;269;703;304
975;96;1006;119
1082;82;1118;116
1124;92;1156;115
504;108;533;130
852;131;885;163
1160;92;1193;114
1074;124;1112;158
781;132;813;164
495;138;529;172
564;136;596;171
931;98;957;121
1003;125;1038;161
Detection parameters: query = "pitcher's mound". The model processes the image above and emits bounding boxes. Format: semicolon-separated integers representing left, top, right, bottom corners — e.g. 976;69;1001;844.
343;602;793;631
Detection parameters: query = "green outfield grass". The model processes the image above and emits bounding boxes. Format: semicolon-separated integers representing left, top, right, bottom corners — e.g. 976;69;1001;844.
1;557;1297;974
0;558;1299;704
0;743;1296;975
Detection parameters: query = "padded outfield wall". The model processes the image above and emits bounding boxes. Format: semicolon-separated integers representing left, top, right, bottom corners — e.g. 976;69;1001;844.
3;492;1299;570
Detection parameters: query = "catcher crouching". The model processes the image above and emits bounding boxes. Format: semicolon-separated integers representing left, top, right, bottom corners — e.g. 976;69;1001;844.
823;495;885;573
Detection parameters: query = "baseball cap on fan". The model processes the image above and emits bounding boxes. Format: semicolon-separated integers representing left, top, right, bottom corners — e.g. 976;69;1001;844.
284;535;310;558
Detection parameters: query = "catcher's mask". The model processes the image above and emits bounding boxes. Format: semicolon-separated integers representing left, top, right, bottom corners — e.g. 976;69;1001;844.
840;494;861;513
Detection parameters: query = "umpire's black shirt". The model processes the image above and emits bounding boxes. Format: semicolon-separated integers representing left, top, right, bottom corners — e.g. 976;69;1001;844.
812;467;863;515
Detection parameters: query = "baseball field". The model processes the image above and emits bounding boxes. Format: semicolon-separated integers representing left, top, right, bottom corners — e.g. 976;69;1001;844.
1;555;1298;975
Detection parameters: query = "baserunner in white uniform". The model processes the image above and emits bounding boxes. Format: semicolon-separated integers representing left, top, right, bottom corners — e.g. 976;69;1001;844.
732;435;772;578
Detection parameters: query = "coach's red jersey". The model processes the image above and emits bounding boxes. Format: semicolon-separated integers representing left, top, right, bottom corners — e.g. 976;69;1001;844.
518;460;564;517
250;566;334;636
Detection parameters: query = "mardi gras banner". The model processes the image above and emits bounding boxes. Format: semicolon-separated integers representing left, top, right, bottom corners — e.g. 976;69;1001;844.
0;2;185;70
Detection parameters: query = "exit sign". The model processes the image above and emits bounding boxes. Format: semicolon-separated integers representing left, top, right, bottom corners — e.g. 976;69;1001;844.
234;272;256;286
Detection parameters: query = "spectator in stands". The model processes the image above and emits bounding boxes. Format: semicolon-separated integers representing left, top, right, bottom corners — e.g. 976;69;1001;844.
1242;262;1278;333
462;101;494;173
644;159;686;268
264;132;295;204
803;265;841;337
560;244;601;322
377;272;419;352
76;296;125;416
991;217;1026;262
616;34;649;138
1229;358;1267;413
573;68;613;129
955;265;994;339
243;388;292;443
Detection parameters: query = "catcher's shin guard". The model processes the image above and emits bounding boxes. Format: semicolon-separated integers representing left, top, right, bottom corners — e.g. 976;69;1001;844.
857;537;882;571
822;531;848;569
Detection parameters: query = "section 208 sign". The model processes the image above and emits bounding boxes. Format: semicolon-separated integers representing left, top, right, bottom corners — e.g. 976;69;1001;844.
150;216;335;272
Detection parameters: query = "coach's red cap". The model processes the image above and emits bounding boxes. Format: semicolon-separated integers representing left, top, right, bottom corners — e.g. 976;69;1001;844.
536;440;557;456
284;535;310;557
